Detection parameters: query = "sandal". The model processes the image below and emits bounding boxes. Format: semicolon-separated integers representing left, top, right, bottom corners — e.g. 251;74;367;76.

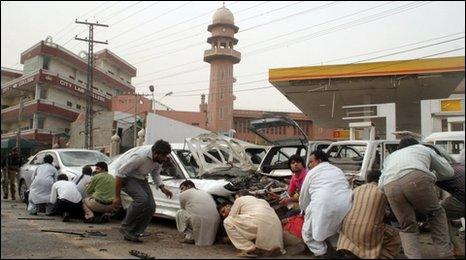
237;251;259;258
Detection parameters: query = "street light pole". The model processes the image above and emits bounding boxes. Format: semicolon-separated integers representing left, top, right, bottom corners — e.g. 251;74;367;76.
149;85;155;112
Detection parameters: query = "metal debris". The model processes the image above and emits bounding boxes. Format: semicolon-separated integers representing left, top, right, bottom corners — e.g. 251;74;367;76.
129;250;156;259
41;229;107;237
18;217;56;220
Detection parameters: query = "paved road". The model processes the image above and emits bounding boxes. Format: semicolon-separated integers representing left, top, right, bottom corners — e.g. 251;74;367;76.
2;197;463;259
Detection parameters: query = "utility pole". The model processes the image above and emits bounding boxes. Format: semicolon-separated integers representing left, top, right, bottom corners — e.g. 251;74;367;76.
16;96;25;157
133;93;139;147
75;20;108;149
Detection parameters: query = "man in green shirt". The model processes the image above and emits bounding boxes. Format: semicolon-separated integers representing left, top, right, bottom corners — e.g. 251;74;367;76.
82;162;115;223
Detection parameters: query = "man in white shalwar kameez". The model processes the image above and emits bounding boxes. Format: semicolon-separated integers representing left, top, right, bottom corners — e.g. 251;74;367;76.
28;154;58;215
220;191;284;257
175;180;220;246
299;150;352;257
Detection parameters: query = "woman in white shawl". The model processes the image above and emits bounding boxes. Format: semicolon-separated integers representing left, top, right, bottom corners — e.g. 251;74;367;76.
299;150;352;257
27;154;58;215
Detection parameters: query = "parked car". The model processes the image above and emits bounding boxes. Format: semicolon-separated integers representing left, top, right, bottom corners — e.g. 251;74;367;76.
17;149;112;203
108;133;287;219
424;131;464;162
249;115;333;178
326;138;460;186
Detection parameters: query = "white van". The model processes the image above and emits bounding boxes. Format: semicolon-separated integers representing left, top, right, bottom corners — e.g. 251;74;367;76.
424;131;465;162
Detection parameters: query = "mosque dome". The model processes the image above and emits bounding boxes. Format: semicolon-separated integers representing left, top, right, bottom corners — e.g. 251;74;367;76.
212;6;234;24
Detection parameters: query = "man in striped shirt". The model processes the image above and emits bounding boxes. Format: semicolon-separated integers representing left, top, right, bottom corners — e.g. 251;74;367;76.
337;170;401;259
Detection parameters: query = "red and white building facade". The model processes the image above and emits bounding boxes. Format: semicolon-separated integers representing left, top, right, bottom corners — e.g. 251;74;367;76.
1;40;137;147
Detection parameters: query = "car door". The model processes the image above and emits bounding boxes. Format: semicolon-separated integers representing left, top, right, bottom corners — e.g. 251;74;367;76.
150;153;187;218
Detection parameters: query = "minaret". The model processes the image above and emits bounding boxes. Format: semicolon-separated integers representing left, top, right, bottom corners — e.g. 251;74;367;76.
203;4;241;134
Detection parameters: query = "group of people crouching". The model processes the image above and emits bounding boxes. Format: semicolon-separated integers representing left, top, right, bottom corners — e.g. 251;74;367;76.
26;155;115;223
176;137;464;259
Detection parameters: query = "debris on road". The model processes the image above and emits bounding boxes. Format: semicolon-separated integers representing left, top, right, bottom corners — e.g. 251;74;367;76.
41;229;107;237
17;217;56;220
129;250;156;259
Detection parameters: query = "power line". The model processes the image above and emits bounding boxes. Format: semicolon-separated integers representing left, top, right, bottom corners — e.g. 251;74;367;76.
67;1;147;50
103;1;161;28
113;1;269;56
111;1;263;52
58;1;120;45
170;46;464;98
132;1;393;79
244;1;433;57
165;39;464;96
118;1;339;59
53;1;109;40
110;1;241;52
109;1;193;41
132;1;434;83
143;31;463;90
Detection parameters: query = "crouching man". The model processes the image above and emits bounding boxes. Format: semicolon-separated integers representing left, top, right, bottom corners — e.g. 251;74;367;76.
337;170;401;259
219;190;285;258
83;162;115;223
175;180;220;246
50;174;83;222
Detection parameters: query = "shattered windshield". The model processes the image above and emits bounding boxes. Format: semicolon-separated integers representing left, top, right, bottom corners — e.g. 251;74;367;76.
59;151;111;167
327;144;367;173
175;149;252;178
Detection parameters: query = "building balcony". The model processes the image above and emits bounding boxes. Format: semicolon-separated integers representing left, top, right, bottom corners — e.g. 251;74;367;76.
204;48;241;64
1;99;80;122
1;128;56;145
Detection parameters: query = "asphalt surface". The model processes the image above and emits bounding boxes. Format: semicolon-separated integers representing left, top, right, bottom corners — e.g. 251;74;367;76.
2;196;464;259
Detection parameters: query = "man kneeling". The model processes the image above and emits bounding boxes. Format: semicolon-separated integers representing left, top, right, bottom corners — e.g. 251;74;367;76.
83;162;115;223
219;190;285;258
50;174;83;222
175;180;220;246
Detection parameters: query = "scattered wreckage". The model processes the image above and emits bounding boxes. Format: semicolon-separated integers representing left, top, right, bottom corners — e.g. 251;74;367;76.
108;133;288;219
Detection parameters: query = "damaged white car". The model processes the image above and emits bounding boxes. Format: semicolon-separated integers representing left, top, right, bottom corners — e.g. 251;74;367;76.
108;133;286;219
249;115;333;178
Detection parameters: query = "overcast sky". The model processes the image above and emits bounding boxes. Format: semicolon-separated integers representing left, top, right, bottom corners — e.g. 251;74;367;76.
2;1;465;112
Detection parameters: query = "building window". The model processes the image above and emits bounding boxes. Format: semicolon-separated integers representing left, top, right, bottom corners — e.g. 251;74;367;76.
220;88;223;100
43;56;50;70
67;101;72;107
219;107;223;120
38;118;45;129
108;70;114;75
191;123;199;126
69;75;75;80
39;88;47;99
78;79;83;83
76;104;81;109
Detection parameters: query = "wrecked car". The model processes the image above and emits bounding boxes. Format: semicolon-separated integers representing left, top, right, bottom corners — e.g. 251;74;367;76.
249;115;333;178
108;133;287;219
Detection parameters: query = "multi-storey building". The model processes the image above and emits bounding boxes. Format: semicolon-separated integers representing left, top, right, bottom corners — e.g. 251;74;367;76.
1;39;137;151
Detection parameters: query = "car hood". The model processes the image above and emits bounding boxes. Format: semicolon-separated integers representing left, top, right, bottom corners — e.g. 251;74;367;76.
186;133;256;177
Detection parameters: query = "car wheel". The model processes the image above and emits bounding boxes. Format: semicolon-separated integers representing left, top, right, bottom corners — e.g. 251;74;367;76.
19;180;28;203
